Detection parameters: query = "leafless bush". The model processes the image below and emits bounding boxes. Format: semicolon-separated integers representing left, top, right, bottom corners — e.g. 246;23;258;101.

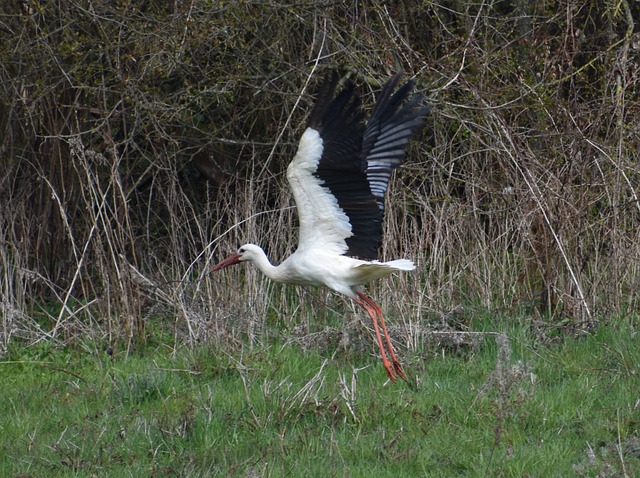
1;1;638;353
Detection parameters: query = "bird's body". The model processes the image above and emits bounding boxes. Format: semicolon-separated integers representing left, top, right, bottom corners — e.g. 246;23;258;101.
229;243;414;296
211;71;429;381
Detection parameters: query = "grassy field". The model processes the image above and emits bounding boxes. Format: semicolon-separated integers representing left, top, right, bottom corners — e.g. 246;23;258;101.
3;3;640;477
1;315;638;477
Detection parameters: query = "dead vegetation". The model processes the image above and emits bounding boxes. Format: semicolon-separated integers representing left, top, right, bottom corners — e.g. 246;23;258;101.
1;1;639;351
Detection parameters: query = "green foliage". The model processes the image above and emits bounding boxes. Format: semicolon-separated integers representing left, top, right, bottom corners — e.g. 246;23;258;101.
0;317;638;477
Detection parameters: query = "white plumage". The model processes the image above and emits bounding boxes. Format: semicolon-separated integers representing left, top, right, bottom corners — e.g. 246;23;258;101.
211;72;429;381
287;128;352;256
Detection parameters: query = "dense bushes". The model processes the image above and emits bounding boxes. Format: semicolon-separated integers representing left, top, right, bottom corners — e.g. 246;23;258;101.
1;1;638;349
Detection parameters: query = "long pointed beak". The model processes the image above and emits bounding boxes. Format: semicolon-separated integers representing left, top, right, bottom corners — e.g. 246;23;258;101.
210;253;242;272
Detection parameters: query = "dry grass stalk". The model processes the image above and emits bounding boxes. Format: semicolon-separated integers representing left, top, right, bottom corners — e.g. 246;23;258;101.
1;2;639;353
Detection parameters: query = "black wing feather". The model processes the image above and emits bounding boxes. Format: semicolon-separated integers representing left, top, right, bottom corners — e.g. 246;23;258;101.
307;72;428;260
363;73;431;213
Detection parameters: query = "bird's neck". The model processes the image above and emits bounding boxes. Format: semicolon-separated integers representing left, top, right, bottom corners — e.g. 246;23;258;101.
251;248;287;282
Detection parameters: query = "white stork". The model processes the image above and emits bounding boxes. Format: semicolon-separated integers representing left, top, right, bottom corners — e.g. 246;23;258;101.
211;72;429;381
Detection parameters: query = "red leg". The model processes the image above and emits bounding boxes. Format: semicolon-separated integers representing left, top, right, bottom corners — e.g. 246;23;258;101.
356;293;406;381
372;300;406;380
354;294;396;381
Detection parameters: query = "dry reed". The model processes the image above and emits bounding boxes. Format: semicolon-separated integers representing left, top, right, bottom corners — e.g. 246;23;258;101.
1;1;638;354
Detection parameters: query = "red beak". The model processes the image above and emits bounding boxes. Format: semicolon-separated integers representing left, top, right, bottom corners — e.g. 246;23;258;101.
210;252;242;272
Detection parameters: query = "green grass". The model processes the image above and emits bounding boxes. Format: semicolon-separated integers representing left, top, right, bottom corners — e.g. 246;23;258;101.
0;318;638;477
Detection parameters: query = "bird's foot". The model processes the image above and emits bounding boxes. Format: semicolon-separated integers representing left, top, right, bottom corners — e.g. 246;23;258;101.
383;360;397;382
393;360;407;381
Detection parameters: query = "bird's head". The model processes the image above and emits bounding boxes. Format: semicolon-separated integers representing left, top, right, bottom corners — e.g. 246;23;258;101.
209;244;262;272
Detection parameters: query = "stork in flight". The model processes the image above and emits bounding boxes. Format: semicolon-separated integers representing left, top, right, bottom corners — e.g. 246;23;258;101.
211;72;429;381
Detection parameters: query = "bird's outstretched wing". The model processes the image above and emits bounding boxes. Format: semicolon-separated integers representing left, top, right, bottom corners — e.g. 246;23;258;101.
363;75;430;214
287;72;428;260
